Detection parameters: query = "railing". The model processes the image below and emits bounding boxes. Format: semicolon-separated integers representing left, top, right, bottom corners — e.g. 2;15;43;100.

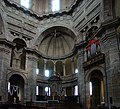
83;53;105;70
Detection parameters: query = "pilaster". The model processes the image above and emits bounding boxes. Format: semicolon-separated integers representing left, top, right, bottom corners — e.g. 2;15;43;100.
101;26;120;106
25;53;38;102
77;47;85;106
0;44;12;102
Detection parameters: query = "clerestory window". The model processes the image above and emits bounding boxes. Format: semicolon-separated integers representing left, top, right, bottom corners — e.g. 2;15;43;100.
21;0;30;8
51;0;60;12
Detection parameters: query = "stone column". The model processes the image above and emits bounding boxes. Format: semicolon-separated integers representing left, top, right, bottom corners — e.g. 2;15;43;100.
44;60;47;74
77;49;85;106
53;61;56;72
71;59;75;74
25;53;38;102
63;62;66;76
0;45;12;102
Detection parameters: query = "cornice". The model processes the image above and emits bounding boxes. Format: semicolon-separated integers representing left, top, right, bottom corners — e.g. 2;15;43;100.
96;17;120;37
3;0;81;20
25;47;75;60
0;38;14;47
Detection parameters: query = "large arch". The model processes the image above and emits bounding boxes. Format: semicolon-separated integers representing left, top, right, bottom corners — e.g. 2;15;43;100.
34;24;79;48
36;26;78;58
84;66;107;108
89;70;104;107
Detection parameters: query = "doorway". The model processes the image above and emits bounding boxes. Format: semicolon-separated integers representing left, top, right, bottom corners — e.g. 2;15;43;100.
89;70;104;107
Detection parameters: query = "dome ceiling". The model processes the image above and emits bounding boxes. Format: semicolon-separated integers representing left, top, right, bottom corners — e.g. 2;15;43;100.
38;26;77;58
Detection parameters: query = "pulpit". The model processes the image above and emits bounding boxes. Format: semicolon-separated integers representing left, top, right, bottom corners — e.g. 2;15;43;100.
48;72;62;101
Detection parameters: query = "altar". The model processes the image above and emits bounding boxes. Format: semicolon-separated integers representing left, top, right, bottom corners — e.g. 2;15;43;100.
48;72;62;101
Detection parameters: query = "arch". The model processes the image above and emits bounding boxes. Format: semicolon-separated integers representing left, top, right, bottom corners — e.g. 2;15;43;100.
37;58;44;75
56;61;63;76
89;70;104;107
37;26;77;58
13;38;27;48
46;60;54;76
10;38;27;70
65;58;72;75
8;74;25;103
35;25;78;46
85;66;106;108
86;26;99;35
7;72;27;84
85;66;106;82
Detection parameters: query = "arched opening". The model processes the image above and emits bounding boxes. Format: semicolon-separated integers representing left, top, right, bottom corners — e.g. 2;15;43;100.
56;61;63;76
37;58;44;75
46;61;54;77
65;59;72;75
10;38;27;70
89;70;104;108
8;74;25;104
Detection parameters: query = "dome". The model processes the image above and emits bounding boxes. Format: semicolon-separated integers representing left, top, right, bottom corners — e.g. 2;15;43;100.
38;26;77;58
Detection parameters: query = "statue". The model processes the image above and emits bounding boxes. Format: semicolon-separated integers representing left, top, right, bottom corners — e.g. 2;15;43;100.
12;47;23;69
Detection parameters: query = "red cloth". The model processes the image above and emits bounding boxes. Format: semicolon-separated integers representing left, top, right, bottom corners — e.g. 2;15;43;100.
90;39;95;45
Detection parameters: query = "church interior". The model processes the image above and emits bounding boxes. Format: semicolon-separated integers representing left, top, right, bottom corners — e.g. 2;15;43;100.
0;0;120;109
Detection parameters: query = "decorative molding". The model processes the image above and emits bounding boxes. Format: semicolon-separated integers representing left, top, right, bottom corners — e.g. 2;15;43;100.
83;53;105;71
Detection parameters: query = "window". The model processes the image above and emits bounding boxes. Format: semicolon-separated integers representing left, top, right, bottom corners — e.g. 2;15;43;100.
36;69;39;75
8;82;10;92
45;70;49;77
90;82;92;95
36;86;39;95
75;69;78;73
74;85;78;96
51;0;60;12
21;0;30;8
45;87;50;96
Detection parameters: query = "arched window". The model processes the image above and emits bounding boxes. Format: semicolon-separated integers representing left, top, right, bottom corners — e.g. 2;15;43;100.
90;82;92;96
51;0;60;12
21;0;30;8
45;70;49;77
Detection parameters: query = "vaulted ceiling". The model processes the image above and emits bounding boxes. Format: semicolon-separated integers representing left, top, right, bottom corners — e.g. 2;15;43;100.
38;26;77;58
